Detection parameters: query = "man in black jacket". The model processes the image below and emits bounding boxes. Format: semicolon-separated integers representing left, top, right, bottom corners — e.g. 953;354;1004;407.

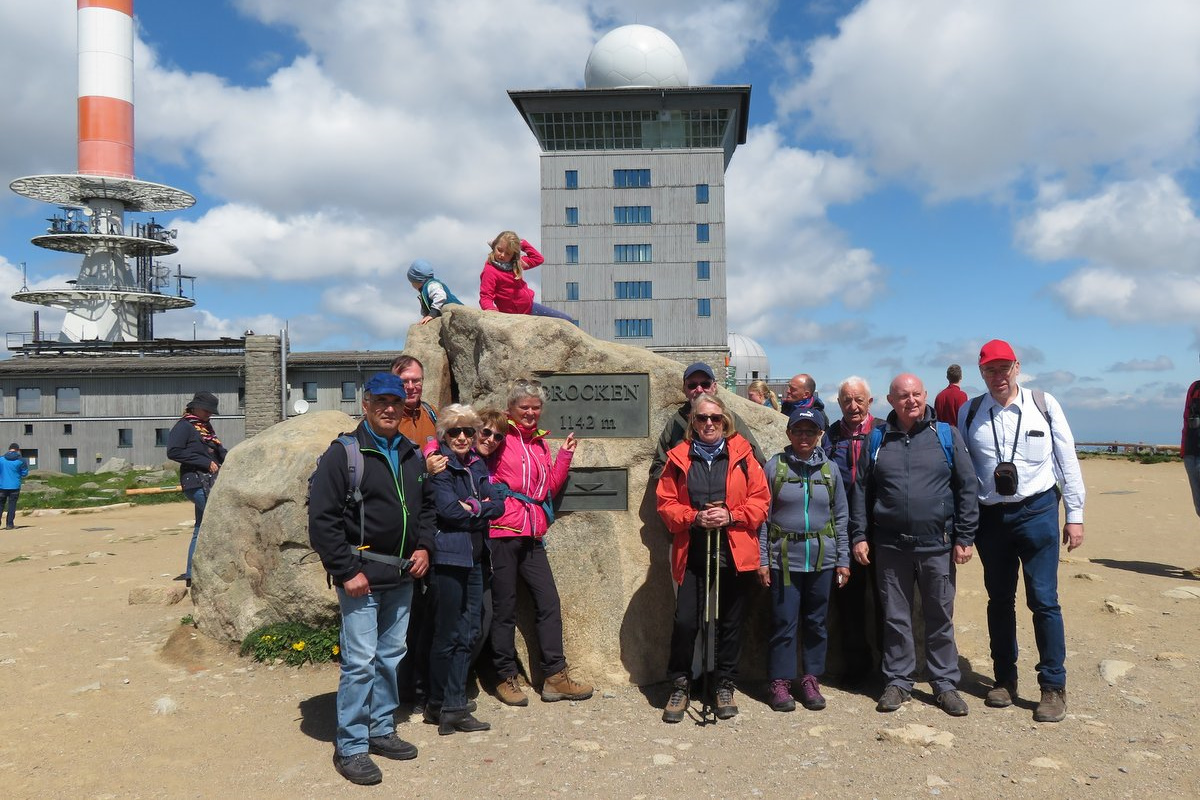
849;373;978;717
308;372;436;785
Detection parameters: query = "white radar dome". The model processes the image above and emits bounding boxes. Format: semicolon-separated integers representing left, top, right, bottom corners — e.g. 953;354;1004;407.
584;25;689;89
728;333;770;382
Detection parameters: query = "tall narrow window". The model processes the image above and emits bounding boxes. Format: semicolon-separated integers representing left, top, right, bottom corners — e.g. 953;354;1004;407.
696;183;710;203
697;298;712;317
565;170;578;189
565;245;579;264
565;282;579;301
303;382;318;402
696;224;710;243
565;207;579;226
341;381;357;402
118;428;133;448
697;260;711;280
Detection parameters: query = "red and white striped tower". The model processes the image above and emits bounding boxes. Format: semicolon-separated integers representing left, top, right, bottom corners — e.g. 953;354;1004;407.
77;0;135;178
9;0;195;346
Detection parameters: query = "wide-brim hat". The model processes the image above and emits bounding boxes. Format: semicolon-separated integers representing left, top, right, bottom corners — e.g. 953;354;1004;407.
188;391;219;414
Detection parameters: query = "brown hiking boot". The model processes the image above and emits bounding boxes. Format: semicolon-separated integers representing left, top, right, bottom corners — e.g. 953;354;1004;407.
662;677;689;723
541;667;593;702
1034;687;1067;722
495;674;529;707
985;681;1017;708
715;680;738;719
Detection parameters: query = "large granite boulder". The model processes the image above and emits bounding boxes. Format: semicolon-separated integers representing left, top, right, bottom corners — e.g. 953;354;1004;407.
193;307;788;685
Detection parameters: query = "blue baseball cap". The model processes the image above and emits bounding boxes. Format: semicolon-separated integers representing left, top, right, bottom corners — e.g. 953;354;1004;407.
363;372;407;399
406;259;434;283
787;407;827;431
683;362;715;381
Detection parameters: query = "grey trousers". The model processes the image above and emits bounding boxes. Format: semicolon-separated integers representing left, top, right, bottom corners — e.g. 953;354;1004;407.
875;545;960;694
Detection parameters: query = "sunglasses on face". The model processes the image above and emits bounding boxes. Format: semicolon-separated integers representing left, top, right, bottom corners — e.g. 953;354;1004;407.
478;428;504;441
446;427;476;439
693;413;725;425
686;379;714;391
515;378;543;389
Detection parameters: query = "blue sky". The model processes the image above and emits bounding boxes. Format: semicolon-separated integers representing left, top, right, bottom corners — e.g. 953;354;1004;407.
1;0;1198;445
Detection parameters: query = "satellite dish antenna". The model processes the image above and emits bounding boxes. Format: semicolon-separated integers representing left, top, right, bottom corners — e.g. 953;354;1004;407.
293;399;310;415
81;207;93;216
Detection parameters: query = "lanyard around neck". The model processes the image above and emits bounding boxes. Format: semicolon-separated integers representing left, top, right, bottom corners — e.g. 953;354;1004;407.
989;401;1022;463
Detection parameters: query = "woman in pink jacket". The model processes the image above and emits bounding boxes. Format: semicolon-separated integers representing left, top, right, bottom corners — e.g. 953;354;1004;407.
486;378;592;706
479;231;574;321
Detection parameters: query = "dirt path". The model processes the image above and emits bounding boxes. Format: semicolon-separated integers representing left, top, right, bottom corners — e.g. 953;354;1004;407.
0;458;1197;799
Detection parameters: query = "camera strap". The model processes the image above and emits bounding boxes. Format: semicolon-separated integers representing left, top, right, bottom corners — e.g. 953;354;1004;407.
989;406;1022;464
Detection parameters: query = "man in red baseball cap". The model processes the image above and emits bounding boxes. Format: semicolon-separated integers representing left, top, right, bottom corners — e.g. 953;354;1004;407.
957;339;1086;723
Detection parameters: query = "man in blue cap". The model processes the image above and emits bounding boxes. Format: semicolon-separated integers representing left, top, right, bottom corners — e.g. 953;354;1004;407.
308;372;437;785
650;361;764;480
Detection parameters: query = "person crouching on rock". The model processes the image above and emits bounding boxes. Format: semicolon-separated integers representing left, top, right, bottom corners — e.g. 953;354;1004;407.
484;378;593;705
424;404;502;735
655;393;770;723
479;230;574;321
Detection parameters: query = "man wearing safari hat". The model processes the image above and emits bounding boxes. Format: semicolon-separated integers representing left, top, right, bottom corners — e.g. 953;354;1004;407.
167;391;226;586
957;339;1086;723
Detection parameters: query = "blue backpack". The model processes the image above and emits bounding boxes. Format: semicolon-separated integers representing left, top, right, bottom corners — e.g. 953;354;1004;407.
867;422;955;471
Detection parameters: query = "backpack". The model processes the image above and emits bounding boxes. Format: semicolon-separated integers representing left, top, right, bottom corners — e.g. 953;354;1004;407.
962;390;1062;476
867;422;955;471
766;454;838;585
419;279;463;315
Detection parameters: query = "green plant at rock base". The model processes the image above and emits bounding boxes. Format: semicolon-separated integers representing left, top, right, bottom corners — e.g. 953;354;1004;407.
240;621;340;666
180;614;196;627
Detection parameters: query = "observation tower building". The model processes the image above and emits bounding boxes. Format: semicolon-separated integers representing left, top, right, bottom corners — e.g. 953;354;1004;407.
509;24;750;366
9;0;195;348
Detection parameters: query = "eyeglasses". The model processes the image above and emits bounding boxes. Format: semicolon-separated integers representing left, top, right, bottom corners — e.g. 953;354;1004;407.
686;379;714;391
367;397;402;409
515;378;543;389
446;427;476;439
693;413;725;425
478;428;505;441
981;363;1015;378
789;427;823;438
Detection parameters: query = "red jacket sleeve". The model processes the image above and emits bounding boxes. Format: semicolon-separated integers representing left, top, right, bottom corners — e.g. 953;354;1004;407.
519;240;544;271
655;458;697;535
548;442;573;497
479;264;497;310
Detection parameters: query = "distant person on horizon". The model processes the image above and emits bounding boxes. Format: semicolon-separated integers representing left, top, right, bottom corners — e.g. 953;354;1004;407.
479;231;574;321
747;379;781;411
934;364;968;426
958;339;1085;724
167;391;226;587
0;443;29;530
407;259;463;325
1182;363;1200;519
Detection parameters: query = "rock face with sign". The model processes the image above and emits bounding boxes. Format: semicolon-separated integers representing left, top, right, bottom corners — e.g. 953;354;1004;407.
192;306;787;687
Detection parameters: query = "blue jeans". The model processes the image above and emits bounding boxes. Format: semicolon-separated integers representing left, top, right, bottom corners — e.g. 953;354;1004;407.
1184;455;1200;517
767;568;834;679
183;486;207;578
875;546;960;694
335;582;413;756
0;489;19;527
429;563;484;712
976;490;1066;690
530;302;576;324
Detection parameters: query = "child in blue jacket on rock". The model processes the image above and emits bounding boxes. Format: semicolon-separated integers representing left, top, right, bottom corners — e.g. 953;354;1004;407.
407;260;463;325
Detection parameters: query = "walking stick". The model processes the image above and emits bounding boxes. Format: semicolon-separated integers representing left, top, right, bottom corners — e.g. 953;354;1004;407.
699;523;721;725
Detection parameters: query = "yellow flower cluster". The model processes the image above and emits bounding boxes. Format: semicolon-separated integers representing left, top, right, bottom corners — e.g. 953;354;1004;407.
292;641;306;651
332;644;340;656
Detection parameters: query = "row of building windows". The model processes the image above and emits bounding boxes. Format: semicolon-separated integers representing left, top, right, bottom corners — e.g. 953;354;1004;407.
6;386;248;414
563;261;711;281
561;174;710;200
615;319;653;338
566;232;711;265
14;423;174;448
613;205;652;225
531;108;732;152
562;283;712;317
300;381;360;403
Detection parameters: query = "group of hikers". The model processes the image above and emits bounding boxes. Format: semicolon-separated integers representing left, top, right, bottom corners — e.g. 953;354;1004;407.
295;334;1087;785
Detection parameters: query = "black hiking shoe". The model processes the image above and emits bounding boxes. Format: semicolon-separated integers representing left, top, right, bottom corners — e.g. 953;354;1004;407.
333;752;382;785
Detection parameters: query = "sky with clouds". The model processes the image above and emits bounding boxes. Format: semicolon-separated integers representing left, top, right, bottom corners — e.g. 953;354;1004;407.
1;0;1198;444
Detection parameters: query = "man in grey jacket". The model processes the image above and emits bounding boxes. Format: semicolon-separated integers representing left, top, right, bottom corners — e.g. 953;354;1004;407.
850;373;979;717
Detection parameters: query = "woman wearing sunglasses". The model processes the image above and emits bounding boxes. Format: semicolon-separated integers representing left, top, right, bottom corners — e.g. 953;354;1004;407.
483;379;592;706
655;393;770;723
424;404;503;735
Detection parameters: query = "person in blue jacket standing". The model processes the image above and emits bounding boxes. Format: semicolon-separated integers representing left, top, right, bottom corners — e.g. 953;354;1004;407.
0;443;30;529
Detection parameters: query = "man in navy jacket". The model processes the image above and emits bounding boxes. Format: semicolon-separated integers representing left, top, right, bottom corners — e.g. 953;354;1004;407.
308;372;436;785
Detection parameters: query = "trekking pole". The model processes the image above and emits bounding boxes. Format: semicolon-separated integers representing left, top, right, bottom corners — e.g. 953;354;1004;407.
698;523;721;725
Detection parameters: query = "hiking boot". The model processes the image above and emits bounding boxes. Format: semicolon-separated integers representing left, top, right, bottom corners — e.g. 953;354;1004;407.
715;680;739;719
985;681;1017;708
541;667;593;702
936;689;969;717
333;752;382;785
1034;687;1067;723
876;684;910;712
768;678;795;712
662;677;689;723
438;710;491;736
495;674;529;707
367;732;417;761
798;674;826;711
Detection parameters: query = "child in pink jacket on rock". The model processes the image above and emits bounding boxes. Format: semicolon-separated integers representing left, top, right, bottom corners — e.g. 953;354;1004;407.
479;231;574;321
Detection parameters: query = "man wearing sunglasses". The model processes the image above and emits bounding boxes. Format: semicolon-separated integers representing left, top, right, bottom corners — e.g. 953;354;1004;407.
650;362;764;480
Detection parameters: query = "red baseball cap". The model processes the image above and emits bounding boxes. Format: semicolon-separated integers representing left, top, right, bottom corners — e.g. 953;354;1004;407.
978;339;1017;365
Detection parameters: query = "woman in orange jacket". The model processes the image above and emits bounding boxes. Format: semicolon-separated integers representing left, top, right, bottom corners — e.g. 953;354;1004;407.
655;393;769;723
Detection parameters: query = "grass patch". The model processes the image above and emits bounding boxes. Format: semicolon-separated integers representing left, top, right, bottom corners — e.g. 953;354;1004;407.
20;468;185;510
180;614;196;627
240;621;341;667
7;555;29;562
